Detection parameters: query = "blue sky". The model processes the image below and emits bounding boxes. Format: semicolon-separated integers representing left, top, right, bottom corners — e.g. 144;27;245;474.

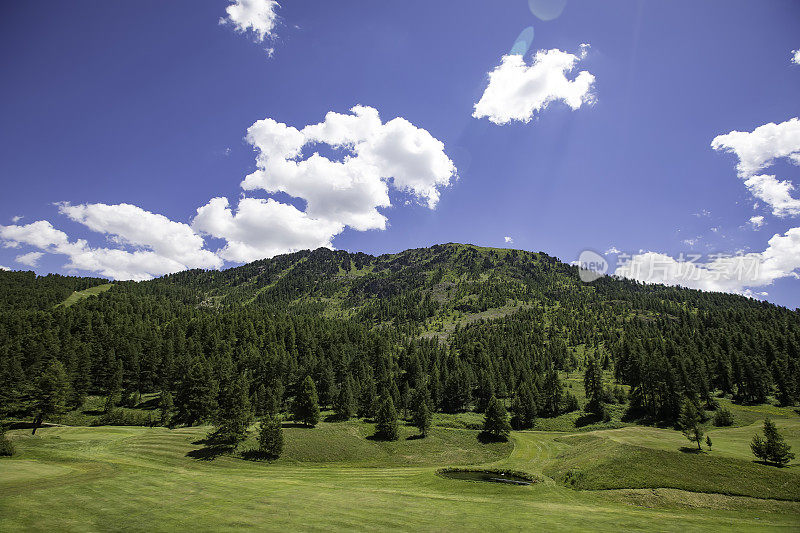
1;1;800;307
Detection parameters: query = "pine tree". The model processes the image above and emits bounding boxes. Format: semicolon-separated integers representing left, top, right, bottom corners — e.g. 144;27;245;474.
32;359;70;435
357;378;377;419
176;359;218;425
211;374;254;446
334;378;355;421
292;376;320;427
258;415;284;459
584;356;604;415
159;390;174;427
103;359;123;413
753;418;796;466
511;381;537;430
375;395;399;441
411;397;431;437
679;399;704;451
482;395;511;441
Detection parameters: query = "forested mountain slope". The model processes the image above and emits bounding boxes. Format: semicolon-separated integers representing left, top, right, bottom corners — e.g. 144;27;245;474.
1;243;798;428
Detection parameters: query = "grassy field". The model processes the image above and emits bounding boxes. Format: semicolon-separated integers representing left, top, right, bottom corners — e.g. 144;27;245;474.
56;283;113;307
2;416;799;531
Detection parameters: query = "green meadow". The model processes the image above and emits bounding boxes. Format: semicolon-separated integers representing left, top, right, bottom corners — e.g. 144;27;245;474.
2;416;799;532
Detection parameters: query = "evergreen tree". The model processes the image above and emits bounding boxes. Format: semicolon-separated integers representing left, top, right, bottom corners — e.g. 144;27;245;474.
292;376;320;427
411;396;432;437
375;395;399;441
32;359;70;435
481;395;511;441
400;382;412;419
211;374;253;446
706;435;712;450
103;359;123;413
584;355;604;415
175;359;218;425
357;378;377;419
334;378;355;421
679;399;704;451
258;415;284;459
752;418;795;466
511;381;537;430
159;390;174;427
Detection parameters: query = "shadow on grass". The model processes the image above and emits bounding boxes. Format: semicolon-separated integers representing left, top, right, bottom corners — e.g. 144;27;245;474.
281;422;315;429
575;413;603;428
477;432;508;444
678;446;705;454
186;444;232;461
240;449;279;462
406;434;426;441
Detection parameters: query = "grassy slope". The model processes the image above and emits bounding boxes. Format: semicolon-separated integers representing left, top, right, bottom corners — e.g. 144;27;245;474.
2;420;799;532
56;283;113;307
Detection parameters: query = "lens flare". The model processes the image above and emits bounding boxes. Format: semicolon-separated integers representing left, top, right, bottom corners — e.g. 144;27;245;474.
528;0;567;21
509;26;535;56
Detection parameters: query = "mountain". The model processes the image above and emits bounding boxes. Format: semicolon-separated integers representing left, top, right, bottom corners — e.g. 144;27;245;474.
1;243;799;428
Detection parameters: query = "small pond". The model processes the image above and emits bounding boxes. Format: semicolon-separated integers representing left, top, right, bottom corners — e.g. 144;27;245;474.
437;469;532;486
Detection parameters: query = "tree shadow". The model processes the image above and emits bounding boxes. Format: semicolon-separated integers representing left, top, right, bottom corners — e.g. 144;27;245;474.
186;444;231;461
678;446;704;454
281;422;313;428
406;434;425;441
240;449;279;462
575;413;602;427
477;432;508;444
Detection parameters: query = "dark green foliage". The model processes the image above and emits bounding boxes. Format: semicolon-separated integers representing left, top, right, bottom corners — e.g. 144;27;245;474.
375;395;399;441
679;399;704;450
584;355;604;414
159;391;174;427
511;381;537;430
411;398;431;437
292;376;320;427
706;435;712;450
210;374;253;446
258;415;284;458
0;425;14;456
32;359;70;434
1;243;799;435
751;418;795;466
482;396;511;441
334;378;355;421
176;359;218;425
713;407;735;427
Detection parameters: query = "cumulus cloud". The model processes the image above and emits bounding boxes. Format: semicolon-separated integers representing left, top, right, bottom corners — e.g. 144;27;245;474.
0;205;221;281
504;236;514;244
615;227;800;296
58;202;221;269
0;265;9;271
473;45;595;125
712;118;800;216
1;106;455;278
15;251;43;267
792;49;800;65
221;0;279;42
193;197;342;263
748;215;765;229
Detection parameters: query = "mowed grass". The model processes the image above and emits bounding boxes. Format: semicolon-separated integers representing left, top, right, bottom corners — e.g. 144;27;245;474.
2;418;800;531
56;283;113;307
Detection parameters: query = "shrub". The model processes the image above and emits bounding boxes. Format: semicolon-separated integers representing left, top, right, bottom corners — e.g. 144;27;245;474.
91;409;154;427
713;407;734;427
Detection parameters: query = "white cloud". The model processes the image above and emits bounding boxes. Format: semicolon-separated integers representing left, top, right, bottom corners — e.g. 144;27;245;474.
742;175;800;217
792;49;800;65
235;105;456;255
11;215;22;223
15;251;44;267
605;246;621;255
221;0;279;42
711;118;800;217
615;227;800;296
193;197;342;263
2;106;455;278
0;265;9;271
58;202;221;270
473;45;595;125
749;215;765;229
504;236;514;244
0;207;220;281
